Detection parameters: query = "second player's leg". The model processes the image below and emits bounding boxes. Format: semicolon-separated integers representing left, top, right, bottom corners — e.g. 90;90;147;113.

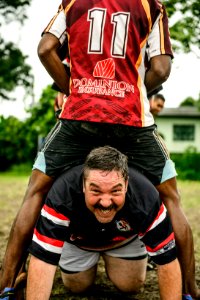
0;170;54;291
156;176;199;298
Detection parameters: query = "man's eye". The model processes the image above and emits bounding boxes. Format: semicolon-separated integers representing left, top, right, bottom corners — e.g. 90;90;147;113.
112;189;122;194
91;189;100;194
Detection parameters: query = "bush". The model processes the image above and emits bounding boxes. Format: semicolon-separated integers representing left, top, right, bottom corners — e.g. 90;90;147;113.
8;163;32;176
171;147;200;180
0;115;38;171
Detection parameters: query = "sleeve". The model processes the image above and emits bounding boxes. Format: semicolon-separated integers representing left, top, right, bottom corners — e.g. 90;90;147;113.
28;201;70;266
43;4;67;44
146;4;173;60
139;203;177;265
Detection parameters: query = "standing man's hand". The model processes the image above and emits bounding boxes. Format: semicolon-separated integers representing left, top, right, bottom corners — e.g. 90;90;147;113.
188;285;200;299
0;287;15;299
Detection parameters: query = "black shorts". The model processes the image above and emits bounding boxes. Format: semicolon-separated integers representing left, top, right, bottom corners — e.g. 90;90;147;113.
33;120;177;185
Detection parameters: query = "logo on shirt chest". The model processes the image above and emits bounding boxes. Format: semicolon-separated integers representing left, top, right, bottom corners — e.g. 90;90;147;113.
115;219;131;232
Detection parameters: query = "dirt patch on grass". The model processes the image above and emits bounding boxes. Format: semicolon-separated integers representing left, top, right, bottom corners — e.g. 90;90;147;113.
0;176;200;299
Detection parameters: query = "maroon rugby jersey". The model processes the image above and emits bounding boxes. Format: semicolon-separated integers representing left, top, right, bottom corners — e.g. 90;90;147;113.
45;0;173;127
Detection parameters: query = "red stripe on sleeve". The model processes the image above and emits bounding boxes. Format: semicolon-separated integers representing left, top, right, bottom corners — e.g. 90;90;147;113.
43;204;69;221
146;232;175;253
34;228;64;247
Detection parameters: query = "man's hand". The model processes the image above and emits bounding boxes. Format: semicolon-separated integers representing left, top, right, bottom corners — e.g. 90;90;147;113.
0;287;15;299
189;285;200;299
182;295;193;300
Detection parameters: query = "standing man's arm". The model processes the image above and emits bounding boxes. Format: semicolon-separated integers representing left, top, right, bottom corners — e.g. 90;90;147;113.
144;4;173;94
144;55;171;94
157;259;182;300
38;33;69;96
26;256;56;300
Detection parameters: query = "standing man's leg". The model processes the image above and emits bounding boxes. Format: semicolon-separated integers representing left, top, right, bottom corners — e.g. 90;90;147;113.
156;177;199;298
0;170;54;291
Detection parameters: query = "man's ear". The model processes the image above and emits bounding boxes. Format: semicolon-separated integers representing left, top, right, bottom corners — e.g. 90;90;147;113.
82;178;85;193
125;178;129;192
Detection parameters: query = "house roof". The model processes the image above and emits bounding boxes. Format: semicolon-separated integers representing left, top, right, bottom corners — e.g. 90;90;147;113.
158;106;200;118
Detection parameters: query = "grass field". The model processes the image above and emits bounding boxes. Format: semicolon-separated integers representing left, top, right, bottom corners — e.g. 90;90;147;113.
0;174;200;299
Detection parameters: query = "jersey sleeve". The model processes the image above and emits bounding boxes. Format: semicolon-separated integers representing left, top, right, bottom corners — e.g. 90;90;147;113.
146;5;173;60
43;4;67;44
28;200;70;266
139;203;177;265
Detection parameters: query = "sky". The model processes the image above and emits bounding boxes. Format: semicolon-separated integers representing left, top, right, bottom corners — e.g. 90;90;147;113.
1;0;200;120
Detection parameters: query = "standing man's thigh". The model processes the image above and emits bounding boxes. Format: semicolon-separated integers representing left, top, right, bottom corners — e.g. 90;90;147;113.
115;125;174;185
33;120;106;177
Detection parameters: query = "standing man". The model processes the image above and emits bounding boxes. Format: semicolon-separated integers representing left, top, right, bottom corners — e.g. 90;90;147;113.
26;146;182;300
0;1;199;299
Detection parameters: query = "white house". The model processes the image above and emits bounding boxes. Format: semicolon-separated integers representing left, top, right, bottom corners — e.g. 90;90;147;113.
155;106;200;153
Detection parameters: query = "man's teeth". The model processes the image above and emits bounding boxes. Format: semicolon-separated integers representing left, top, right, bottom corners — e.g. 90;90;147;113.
100;208;111;214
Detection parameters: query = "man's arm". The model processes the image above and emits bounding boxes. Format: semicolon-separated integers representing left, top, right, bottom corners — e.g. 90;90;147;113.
157;258;182;300
144;54;171;94
145;3;173;95
37;33;69;95
26;255;57;300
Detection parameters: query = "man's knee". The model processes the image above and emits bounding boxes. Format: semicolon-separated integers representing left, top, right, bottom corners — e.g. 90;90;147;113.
104;256;147;293
61;266;97;293
109;271;145;293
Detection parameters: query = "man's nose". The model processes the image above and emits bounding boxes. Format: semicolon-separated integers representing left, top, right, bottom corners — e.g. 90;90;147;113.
99;197;112;207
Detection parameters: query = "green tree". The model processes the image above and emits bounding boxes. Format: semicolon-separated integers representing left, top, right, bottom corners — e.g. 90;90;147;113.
0;0;31;23
26;85;57;137
0;0;33;101
163;0;200;52
0;39;33;100
179;93;200;109
0;86;57;171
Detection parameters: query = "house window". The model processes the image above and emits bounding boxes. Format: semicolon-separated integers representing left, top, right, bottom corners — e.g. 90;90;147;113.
173;125;195;141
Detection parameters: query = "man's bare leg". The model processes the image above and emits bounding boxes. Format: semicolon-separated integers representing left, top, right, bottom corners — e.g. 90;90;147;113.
0;170;54;292
156;177;200;299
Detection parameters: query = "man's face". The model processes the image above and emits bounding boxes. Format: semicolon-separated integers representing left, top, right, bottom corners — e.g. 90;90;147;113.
83;169;128;224
150;98;164;116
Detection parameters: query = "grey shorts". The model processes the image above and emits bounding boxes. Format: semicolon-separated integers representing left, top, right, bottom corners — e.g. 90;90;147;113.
33;120;177;185
59;237;147;273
